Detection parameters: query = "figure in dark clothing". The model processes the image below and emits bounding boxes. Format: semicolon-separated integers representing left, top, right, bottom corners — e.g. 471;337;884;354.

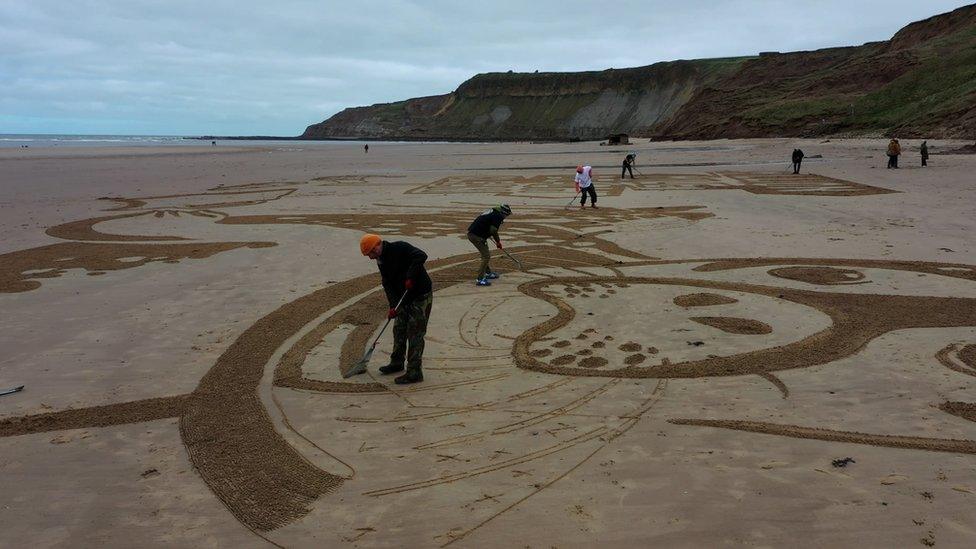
621;153;636;178
364;143;369;154
920;141;928;167
359;234;433;384
791;149;804;174
887;139;901;169
467;204;512;286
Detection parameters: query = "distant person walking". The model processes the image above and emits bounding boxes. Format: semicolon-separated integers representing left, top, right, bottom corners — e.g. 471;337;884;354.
211;140;216;146
364;143;369;154
791;148;805;174
886;138;901;169
575;165;597;209
621;153;636;179
467;204;512;286
920;140;928;167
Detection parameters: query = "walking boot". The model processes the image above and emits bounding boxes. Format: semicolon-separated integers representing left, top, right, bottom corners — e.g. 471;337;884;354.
476;277;491;286
394;370;424;384
486;271;500;279
378;363;405;375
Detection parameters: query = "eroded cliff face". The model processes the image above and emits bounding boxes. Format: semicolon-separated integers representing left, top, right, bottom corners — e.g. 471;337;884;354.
302;59;744;141
302;5;976;141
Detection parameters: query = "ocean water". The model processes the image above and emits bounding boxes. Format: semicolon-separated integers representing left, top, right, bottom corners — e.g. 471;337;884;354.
0;134;364;148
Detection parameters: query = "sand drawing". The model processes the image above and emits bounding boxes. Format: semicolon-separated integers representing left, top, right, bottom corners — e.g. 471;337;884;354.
4;171;976;543
406;172;895;198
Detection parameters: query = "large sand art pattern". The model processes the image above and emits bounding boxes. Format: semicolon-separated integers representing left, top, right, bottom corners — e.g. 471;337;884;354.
406;172;896;198
3;171;976;545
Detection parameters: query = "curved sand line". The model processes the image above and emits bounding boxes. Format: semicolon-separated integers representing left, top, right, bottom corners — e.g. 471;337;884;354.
668;418;976;455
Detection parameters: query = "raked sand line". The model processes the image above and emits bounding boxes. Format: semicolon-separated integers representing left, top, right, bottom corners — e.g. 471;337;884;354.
668;418;976;455
0;395;188;438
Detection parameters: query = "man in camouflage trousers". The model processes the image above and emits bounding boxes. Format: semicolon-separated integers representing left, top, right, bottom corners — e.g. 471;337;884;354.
360;233;433;384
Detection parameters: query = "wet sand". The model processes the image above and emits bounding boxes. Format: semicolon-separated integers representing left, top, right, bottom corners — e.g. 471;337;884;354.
2;138;976;547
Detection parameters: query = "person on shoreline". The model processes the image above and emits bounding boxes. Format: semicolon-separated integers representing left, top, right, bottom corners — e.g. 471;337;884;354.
791;148;804;174
621;153;636;179
467;204;512;286
575;165;597;208
364;143;369;154
887;138;901;169
920;140;928;167
360;234;432;384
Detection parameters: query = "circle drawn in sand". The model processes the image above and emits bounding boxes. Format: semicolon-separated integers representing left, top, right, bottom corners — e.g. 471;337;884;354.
578;356;608;369
553;340;571;348
530;348;552;358
690;316;772;335
591;341;606;349
619;342;641;352
625;354;646;365
768;266;867;285
576;349;593;356
674;293;738;307
551;354;577;366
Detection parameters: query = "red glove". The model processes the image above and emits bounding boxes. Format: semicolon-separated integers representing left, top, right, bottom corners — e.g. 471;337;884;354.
404;279;414;290
575;183;580;193
387;308;397;319
495;239;503;249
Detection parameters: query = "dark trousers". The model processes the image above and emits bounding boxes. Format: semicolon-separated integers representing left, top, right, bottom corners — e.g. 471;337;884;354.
922;156;928;167
621;163;634;178
389;292;433;373
887;154;899;168
580;184;597;206
792;160;802;174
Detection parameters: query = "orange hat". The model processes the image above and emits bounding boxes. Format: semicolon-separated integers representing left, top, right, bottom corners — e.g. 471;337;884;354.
360;233;381;255
576;165;583;173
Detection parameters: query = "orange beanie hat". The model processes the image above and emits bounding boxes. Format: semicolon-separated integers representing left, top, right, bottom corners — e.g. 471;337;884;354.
360;233;381;255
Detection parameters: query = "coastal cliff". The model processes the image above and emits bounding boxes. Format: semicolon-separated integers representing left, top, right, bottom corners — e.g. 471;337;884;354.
303;5;976;141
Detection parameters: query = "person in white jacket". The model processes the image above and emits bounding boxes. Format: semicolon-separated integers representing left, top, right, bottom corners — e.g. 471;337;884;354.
574;165;598;209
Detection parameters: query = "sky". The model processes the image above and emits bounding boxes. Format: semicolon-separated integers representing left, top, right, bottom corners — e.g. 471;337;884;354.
0;0;971;136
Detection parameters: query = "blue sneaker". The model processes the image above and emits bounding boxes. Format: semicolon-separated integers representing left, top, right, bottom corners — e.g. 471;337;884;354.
486;272;500;279
476;278;491;286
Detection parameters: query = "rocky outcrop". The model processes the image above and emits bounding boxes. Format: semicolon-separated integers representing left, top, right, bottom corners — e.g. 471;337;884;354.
303;5;976;141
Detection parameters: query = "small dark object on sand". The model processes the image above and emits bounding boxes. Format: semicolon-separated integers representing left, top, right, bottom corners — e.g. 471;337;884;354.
832;457;856;468
0;385;24;397
687;341;705;347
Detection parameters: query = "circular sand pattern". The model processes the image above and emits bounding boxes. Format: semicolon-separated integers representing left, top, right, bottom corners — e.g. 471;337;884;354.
625;354;646;365
591;341;606;349
619;342;641;352
553;340;571;348
578;356;609;369
690;316;773;335
551;354;577;366
530;348;552;358
673;293;739;307
768;266;867;285
576;349;593;356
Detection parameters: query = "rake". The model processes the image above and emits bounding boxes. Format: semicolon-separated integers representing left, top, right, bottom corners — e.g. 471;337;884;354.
500;247;524;270
343;290;408;378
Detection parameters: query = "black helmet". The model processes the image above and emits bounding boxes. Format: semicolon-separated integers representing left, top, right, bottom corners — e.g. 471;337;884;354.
496;204;512;216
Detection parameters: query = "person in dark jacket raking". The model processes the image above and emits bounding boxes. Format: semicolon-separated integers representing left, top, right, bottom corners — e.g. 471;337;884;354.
360;234;433;384
467;204;512;286
791;148;804;174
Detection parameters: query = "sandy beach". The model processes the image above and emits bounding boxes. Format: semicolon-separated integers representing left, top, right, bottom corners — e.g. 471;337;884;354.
2;138;976;547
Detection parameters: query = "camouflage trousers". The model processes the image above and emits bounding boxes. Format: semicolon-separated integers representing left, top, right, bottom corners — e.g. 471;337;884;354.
390;292;433;373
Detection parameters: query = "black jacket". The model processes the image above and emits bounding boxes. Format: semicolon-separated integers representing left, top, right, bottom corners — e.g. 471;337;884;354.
468;209;506;239
792;149;804;162
378;240;432;306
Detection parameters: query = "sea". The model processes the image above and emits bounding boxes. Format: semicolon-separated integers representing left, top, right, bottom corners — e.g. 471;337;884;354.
0;134;363;148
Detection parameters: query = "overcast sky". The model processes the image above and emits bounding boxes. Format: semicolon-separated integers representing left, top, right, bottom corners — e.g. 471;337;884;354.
1;1;971;136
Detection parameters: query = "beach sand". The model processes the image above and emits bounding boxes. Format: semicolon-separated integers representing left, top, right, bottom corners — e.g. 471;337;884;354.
2;138;976;547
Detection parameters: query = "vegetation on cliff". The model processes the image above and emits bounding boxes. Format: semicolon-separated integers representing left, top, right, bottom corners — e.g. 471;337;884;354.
302;5;976;141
